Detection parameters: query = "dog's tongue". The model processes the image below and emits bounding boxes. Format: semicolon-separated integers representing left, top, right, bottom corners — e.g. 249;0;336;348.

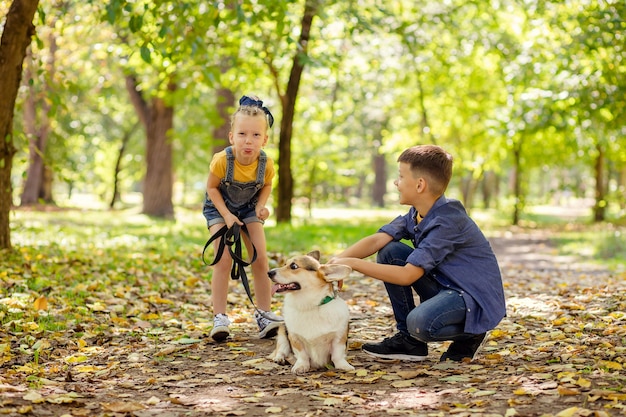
271;284;280;295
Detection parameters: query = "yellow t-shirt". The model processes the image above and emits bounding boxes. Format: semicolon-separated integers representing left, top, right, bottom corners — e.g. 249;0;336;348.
210;149;275;184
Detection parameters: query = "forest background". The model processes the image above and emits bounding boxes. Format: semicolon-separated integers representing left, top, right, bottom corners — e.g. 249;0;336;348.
1;2;626;415
0;0;624;250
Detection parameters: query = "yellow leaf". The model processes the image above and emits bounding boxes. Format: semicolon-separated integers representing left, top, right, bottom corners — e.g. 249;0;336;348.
323;398;343;406
358;376;381;383
355;369;368;377
575;377;591;388
513;388;529;396
46;393;81;404
185;277;199;287
391;380;414;388
472;390;497;397
598;360;623;370
149;296;174;305
65;355;88;363
397;370;421;379
102;402;146;412
23;322;39;331
265;406;283;413
74;365;101;373
242;358;265;366
86;302;107;312
243;397;260;403
555;406;580;417
111;317;129;326
33;295;47;311
144;396;161;405
23;391;44;402
557;371;577;379
557;386;580;396
490;329;507;338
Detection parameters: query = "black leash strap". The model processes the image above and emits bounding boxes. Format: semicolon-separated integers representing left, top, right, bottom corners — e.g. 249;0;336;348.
203;223;272;320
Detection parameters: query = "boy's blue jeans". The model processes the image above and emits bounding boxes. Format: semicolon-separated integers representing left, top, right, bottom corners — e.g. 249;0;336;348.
377;241;473;343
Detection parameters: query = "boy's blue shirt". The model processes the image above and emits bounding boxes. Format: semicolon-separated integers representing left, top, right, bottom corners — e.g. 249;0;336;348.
378;195;506;334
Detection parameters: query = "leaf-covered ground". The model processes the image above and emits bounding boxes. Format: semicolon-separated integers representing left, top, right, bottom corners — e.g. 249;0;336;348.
2;227;626;416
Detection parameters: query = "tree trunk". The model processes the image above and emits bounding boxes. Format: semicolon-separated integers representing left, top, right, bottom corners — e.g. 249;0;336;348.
460;169;482;212
415;69;433;144
213;87;234;154
110;122;139;209
125;75;175;218
593;143;606;222
275;0;320;223
512;141;523;226
617;166;626;210
482;170;499;209
0;0;40;250
40;165;53;202
20;26;56;205
372;153;386;207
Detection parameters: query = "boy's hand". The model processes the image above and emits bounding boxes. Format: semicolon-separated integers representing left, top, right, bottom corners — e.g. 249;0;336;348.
328;257;346;289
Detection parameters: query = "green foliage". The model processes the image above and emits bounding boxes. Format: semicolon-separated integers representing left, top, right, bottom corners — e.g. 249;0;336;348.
6;0;626;227
265;217;382;257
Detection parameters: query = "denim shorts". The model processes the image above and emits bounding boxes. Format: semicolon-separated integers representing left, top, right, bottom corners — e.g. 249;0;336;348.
203;204;261;227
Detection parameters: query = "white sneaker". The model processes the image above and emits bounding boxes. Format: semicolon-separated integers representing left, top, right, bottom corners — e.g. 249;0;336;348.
255;310;283;339
210;314;230;342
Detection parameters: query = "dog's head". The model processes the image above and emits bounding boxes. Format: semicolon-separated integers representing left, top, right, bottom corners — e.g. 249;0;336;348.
268;250;351;295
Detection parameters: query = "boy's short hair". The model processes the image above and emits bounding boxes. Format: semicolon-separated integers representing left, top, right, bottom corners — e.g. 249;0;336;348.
398;145;453;195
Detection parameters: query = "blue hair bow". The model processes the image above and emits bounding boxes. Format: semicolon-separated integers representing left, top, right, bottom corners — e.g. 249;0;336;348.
239;95;274;128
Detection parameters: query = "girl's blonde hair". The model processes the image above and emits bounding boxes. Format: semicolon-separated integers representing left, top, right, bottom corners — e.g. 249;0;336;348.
231;95;274;130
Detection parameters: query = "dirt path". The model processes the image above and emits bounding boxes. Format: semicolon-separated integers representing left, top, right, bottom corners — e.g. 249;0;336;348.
2;232;624;417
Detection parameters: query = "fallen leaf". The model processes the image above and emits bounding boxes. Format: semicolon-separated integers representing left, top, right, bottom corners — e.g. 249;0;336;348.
102;402;146;412
33;295;47;310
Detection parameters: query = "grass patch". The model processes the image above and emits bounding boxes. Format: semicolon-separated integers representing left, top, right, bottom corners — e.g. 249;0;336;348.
550;227;626;270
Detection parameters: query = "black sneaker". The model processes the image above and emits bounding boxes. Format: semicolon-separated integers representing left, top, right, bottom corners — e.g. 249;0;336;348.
362;333;428;361
439;332;487;362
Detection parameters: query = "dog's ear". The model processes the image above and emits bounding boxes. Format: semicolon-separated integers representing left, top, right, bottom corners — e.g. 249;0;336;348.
307;250;321;261
319;264;351;282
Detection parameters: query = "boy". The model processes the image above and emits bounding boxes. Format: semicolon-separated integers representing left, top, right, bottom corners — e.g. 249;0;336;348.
331;145;506;361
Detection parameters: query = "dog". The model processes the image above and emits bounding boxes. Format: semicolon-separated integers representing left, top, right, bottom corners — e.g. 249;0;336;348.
267;251;354;374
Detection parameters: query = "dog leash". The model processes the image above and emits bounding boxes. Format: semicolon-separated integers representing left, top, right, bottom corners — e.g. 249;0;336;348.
202;223;282;322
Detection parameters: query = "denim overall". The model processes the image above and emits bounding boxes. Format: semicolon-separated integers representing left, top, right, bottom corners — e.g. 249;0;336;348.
203;146;267;227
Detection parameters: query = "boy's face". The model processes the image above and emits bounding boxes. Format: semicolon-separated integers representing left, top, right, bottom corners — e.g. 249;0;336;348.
229;114;268;158
394;162;421;205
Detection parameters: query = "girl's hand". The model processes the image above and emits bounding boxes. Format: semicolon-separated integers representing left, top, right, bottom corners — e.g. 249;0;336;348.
225;213;242;228
257;207;270;221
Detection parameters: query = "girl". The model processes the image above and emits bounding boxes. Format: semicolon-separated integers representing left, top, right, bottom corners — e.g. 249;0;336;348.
203;95;280;341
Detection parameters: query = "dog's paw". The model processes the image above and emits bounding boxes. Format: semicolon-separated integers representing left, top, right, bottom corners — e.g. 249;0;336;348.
334;361;355;371
269;352;287;365
291;362;310;375
270;351;295;365
275;357;290;365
